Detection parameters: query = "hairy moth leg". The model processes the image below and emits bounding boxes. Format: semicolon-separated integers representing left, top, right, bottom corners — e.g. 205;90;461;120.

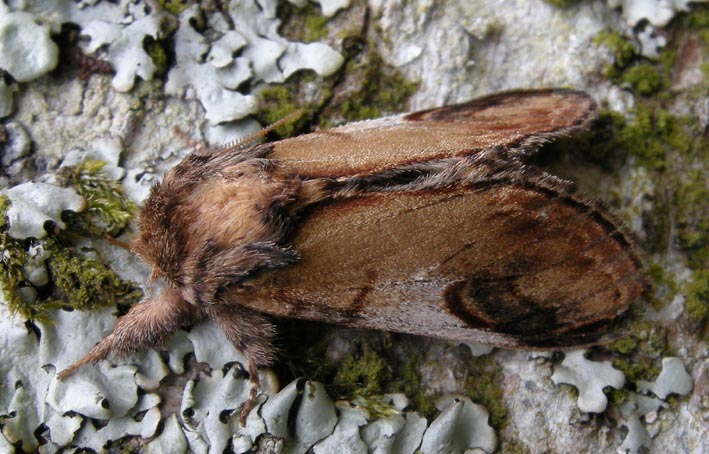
183;241;296;424
58;287;202;379
204;301;278;425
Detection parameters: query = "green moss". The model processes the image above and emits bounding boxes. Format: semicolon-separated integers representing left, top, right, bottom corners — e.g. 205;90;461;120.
257;85;309;138
0;195;33;319
607;336;639;355
300;4;330;43
647;262;680;310
612;357;660;384
0;162;141;322
464;356;508;430
332;348;391;397
500;439;533;454
608;105;694;171
594;31;637;75
607;321;668;385
389;357;436;417
673;169;709;268
144;38;169;77
622;64;665;96
46;247;142;312
158;0;190;15
336;52;419;123
685;269;709;323
608;388;631;407
59;160;136;237
686;6;709;29
542;0;581;7
277;2;336;44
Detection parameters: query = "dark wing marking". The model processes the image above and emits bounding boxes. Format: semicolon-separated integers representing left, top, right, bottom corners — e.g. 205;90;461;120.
235;175;647;349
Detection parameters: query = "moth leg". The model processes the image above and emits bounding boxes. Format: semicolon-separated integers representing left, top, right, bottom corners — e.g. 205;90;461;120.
184;240;298;306
204;301;277;425
58;287;202;379
240;358;261;426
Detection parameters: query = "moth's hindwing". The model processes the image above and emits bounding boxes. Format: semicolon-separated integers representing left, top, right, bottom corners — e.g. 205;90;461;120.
236;180;648;348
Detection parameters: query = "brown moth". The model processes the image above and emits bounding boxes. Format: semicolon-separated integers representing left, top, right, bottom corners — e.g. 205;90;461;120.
59;88;648;392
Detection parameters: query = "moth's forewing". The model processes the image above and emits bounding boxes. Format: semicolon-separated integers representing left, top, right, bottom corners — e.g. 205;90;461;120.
269;88;597;178
236;179;648;348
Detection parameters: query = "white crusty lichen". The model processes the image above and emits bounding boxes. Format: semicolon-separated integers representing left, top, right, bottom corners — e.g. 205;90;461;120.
551;350;626;413
607;0;709;26
0;0;342;125
81;1;172;92
420;395;497;454
166;1;343;124
617;392;665;454
0;11;58;83
165;5;257;125
614;357;694;453
4;182;86;239
636;357;693;399
312;404;369;454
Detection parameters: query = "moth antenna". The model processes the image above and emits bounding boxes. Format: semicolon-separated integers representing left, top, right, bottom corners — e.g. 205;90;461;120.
217;109;305;154
102;235;131;251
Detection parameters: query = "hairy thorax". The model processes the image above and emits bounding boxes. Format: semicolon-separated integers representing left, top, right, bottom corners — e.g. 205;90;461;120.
178;161;296;252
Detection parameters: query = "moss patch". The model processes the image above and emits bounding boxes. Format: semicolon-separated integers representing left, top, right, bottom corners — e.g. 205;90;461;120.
257;84;314;138
59;160;136;237
542;0;582;7
606;322;668;399
594;31;637;76
464;356;508;430
0;195;33;319
46;247;142;312
389;356;436;417
332;347;391;397
334;51;419;123
622;64;665;96
277;2;335;44
685;269;709;323
0;162;141;322
158;0;190;16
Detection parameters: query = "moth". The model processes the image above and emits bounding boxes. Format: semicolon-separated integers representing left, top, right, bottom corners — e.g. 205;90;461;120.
60;88;648;400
